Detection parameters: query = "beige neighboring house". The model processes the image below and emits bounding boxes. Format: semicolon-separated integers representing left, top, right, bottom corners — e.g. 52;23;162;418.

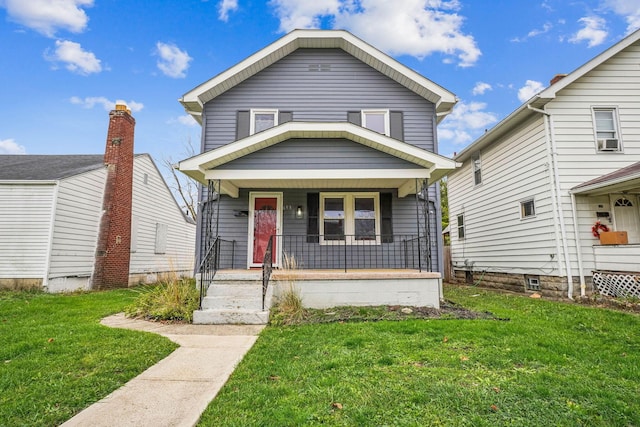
447;29;640;299
0;106;195;292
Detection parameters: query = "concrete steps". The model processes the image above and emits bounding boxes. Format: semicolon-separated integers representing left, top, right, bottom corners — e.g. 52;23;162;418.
193;273;272;325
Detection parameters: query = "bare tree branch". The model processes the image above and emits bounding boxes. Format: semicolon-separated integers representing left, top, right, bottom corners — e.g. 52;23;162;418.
163;137;198;220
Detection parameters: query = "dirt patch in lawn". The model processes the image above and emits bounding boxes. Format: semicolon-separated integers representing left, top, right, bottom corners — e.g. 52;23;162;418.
270;301;501;326
575;294;640;313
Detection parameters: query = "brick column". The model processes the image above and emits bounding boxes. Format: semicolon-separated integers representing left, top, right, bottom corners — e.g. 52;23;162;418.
92;104;135;289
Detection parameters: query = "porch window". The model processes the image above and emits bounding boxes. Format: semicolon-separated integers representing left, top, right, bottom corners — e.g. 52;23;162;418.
320;192;381;244
471;152;482;185
457;214;465;239
361;110;390;136
521;199;535;218
592;108;621;152
250;109;278;134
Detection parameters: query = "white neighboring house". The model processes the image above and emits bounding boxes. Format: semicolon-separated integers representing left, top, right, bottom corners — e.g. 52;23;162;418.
448;28;640;299
0;154;196;292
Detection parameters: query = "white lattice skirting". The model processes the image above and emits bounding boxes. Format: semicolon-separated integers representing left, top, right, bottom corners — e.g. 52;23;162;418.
593;271;640;298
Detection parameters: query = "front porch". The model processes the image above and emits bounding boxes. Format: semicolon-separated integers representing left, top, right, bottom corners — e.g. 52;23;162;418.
194;268;442;324
592;243;640;298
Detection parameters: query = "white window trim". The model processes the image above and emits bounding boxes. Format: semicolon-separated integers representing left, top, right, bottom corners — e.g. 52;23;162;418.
591;106;623;152
361;109;390;136
319;192;381;245
520;198;536;219
471;152;482;186
457;214;465;240
250;109;278;135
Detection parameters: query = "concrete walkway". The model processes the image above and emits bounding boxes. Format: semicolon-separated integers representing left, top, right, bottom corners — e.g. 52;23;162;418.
61;313;264;427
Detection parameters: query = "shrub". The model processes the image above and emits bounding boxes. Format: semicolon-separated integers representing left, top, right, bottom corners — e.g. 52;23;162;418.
125;277;198;323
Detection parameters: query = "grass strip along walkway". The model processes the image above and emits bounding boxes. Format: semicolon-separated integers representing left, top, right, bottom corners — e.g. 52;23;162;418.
0;289;177;427
198;286;640;426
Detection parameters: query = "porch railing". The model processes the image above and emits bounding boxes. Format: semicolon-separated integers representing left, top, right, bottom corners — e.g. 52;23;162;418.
198;237;236;309
273;234;428;271
262;236;274;310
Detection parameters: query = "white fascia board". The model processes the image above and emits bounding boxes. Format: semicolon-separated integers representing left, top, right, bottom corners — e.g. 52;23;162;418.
0;180;57;185
179;29;456;119
570;172;640;195
205;169;431;181
178;122;458;178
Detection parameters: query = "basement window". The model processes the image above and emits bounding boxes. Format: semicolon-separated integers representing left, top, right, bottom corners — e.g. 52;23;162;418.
525;275;541;291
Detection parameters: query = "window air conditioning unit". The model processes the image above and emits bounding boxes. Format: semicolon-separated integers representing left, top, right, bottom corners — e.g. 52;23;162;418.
598;138;619;151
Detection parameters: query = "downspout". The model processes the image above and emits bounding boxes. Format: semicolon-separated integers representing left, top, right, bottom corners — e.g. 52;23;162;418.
527;104;574;299
569;192;586;296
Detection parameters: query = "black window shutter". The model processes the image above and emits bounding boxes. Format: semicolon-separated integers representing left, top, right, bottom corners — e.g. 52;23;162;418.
347;111;362;126
236;111;250;140
279;111;293;124
390;111;404;140
381;192;393;243
307;193;319;243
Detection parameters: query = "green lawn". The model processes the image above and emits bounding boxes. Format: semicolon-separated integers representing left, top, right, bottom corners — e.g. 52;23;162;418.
0;289;177;427
198;286;640;426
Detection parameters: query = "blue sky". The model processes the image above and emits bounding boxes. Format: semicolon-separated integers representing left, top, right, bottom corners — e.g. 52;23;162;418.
1;0;639;165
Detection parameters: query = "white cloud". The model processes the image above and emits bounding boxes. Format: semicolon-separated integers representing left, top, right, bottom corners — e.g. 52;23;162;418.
46;40;102;75
604;0;640;34
472;82;492;95
438;101;498;145
168;114;199;126
269;0;481;67
512;22;552;42
70;96;144;112
0;138;26;154
155;42;192;78
569;16;608;47
2;0;92;37
517;80;545;102
218;0;238;21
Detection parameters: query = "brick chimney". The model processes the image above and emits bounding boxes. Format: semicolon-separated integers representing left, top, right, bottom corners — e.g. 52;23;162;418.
550;73;567;85
92;103;135;289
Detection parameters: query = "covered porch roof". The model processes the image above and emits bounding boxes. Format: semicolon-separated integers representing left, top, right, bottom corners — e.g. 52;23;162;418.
178;122;459;198
570;162;640;196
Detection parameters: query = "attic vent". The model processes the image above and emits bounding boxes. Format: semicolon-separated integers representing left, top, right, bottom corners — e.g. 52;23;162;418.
308;64;331;72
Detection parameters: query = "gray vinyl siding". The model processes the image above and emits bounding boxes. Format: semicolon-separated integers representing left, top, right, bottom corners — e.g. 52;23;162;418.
48;168;107;279
0;183;56;279
129;155;196;276
202;48;436;151
211;188;440;272
216;138;420;170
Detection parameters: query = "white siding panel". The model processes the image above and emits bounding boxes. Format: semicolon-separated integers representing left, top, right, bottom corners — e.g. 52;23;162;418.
47;168;106;279
448;115;560;275
129;155;196;276
0;184;55;279
548;40;640;274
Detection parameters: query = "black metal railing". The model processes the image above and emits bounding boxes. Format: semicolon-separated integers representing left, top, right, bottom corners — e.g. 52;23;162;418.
273;234;427;271
262;235;274;310
198;237;236;309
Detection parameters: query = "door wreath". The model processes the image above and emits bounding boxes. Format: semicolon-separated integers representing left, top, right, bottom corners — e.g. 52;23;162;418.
591;221;609;238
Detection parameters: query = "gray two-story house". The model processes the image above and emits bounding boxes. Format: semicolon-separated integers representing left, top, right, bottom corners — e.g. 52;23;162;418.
178;29;458;324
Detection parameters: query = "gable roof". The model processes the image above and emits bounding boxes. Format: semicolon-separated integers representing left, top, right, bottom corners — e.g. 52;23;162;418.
180;29;457;124
180;121;458;180
0;155;105;181
454;28;640;162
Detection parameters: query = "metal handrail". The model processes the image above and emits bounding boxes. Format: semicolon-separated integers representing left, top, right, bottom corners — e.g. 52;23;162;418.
198;237;236;309
262;235;274;310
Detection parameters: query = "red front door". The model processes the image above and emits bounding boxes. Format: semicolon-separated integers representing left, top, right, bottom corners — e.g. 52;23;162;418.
252;197;278;264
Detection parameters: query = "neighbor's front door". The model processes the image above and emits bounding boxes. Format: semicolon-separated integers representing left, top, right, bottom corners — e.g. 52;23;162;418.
612;194;640;243
249;193;282;267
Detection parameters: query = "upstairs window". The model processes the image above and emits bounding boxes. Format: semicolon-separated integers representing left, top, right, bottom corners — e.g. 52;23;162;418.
361;110;390;136
471;152;482;185
250;109;278;134
521;199;536;219
457;214;465;239
593;108;621;152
